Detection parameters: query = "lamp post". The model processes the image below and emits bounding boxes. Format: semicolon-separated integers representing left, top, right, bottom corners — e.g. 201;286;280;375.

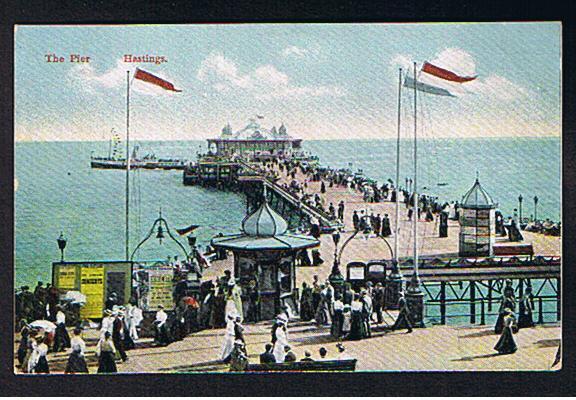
518;195;523;225
329;230;344;293
57;232;67;262
534;196;539;222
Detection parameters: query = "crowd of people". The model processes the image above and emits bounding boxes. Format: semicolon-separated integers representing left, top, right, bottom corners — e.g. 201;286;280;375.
299;275;413;341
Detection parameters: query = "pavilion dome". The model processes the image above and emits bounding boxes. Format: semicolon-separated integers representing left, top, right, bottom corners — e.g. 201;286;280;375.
242;201;289;236
461;178;495;209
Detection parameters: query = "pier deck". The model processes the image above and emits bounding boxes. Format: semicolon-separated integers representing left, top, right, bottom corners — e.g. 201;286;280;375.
204;160;561;288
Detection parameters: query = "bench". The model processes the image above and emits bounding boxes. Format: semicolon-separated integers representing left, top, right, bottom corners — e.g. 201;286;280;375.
245;359;357;372
493;243;534;256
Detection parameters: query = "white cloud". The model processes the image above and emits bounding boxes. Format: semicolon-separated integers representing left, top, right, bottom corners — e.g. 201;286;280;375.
197;52;345;100
390;54;413;72
68;59;180;96
463;75;529;101
281;45;308;58
429;48;477;77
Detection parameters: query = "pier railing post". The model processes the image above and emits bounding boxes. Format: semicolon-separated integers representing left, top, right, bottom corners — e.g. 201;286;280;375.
480;299;485;325
488;279;492;311
538;297;544;324
470;281;476;324
440;281;446;325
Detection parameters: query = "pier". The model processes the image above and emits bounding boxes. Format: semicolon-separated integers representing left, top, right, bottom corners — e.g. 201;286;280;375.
194;154;562;327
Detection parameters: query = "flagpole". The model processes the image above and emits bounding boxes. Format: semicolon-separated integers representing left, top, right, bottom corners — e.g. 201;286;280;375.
411;62;421;290
394;68;402;264
125;70;131;261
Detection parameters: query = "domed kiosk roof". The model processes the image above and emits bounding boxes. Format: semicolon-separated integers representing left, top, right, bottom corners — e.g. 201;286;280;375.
242;201;288;236
211;198;320;251
461;178;496;209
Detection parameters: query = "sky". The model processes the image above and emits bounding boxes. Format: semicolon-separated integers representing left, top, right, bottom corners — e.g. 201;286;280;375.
14;22;561;142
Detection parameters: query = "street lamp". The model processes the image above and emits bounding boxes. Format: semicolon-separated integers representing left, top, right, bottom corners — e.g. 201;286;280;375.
329;229;358;294
534;196;539;222
57;232;67;262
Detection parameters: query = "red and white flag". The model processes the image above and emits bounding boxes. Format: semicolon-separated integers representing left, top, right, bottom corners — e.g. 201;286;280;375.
134;68;182;92
421;62;477;83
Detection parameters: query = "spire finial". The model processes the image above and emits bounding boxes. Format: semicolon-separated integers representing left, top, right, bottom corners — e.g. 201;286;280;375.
475;171;479;182
263;184;267;201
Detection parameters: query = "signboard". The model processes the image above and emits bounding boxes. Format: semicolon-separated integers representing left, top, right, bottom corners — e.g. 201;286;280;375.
348;266;365;280
80;265;105;319
57;265;77;290
144;267;173;311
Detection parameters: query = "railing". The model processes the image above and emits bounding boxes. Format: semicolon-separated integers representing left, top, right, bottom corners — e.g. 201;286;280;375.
424;296;560;325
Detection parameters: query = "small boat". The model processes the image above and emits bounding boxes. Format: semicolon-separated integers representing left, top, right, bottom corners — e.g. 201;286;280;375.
437;182;448;187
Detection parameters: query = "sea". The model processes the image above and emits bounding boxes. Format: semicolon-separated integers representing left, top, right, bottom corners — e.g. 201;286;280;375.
15;137;561;323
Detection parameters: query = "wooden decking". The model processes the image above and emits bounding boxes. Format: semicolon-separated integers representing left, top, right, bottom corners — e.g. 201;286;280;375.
204;160;561;288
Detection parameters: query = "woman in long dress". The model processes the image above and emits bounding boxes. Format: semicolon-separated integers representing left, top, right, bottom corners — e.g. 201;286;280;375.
495;295;516;334
518;287;535;328
31;337;50;373
22;335;37;373
331;295;344;339
53;306;71;352
273;320;289;363
17;326;30;368
96;331;117;373
341;305;352;339
221;315;236;362
494;309;518;354
65;328;89;373
299;283;314;321
348;294;366;341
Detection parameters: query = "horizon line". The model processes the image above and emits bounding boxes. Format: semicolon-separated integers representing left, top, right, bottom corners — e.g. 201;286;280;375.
15;134;561;144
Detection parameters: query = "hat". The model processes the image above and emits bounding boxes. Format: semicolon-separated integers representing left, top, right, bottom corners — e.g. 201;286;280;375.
158;304;164;309
103;309;113;316
336;343;345;352
227;279;235;286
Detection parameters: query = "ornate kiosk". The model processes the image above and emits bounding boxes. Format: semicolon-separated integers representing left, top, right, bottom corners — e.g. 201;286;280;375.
212;194;320;320
459;178;497;257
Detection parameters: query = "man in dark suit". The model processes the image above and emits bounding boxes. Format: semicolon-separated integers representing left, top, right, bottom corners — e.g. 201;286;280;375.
112;311;128;361
259;343;276;364
283;345;297;362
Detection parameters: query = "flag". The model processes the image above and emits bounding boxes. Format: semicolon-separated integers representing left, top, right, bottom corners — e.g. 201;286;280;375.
176;224;200;236
404;76;455;97
134;68;182;92
422;62;477;83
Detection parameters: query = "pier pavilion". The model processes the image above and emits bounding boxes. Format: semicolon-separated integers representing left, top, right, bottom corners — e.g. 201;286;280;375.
207;118;302;161
211;192;319;320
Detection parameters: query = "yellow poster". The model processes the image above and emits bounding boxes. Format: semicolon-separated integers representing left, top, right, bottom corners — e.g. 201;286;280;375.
80;265;105;319
58;265;77;290
146;268;173;311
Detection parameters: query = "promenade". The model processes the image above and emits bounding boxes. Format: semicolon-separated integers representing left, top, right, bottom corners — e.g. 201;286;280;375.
14;317;561;373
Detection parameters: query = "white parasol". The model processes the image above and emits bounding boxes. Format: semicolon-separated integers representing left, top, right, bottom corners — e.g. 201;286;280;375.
29;320;57;333
63;290;87;305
